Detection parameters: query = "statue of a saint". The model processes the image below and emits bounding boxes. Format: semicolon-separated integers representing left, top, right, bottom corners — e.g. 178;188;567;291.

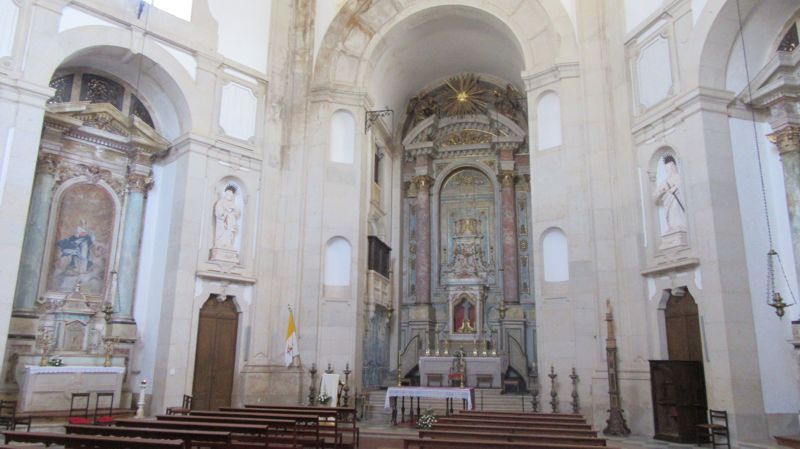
214;185;241;251
653;155;687;235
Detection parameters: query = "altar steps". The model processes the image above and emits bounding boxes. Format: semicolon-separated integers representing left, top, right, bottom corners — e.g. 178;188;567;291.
364;388;536;422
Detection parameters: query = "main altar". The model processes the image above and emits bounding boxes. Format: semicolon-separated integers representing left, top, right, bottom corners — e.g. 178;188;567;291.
387;74;536;391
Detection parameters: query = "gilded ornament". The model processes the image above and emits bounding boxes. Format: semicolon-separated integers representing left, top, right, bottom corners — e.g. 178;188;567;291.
443;74;487;116
768;125;800;155
441;129;493;147
498;171;516;187
127;172;154;193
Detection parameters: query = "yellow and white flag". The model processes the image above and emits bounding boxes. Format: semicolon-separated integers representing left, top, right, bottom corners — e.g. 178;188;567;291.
285;308;299;367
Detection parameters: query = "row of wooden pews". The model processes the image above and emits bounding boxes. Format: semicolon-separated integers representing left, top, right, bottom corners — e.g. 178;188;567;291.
3;403;358;449
404;410;616;449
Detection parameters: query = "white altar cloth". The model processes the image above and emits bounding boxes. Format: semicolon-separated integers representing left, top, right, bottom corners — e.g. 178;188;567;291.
383;386;473;410
25;366;125;375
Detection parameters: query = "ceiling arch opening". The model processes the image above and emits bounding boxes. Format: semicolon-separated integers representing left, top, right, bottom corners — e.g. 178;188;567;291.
366;5;526;129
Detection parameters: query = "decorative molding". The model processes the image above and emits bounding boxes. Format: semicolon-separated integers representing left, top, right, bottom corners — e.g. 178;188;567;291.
126;172;154;193
640;257;700;276
522;62;581;91
768;125;800;155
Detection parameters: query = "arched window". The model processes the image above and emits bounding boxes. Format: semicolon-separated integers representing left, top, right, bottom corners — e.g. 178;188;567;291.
324;237;351;286
537;92;563;150
542;227;569;282
330;110;356;163
144;0;193;21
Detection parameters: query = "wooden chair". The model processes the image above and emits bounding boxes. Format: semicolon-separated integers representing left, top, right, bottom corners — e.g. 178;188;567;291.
67;393;92;425
476;374;493;388
94;392;115;424
0;401;30;431
427;373;444;387
165;394;192;415
697;409;730;449
502;378;521;394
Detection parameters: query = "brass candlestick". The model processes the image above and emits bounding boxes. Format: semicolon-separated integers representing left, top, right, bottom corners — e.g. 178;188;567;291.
103;337;119;367
37;331;52;367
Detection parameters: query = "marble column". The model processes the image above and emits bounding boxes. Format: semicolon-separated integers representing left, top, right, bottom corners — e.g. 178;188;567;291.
414;175;433;304
499;171;519;303
113;172;152;322
769;125;800;288
12;154;60;315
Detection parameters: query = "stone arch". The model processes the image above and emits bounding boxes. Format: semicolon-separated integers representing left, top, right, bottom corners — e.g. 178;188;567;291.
312;0;578;94
29;27;194;139
694;0;800;91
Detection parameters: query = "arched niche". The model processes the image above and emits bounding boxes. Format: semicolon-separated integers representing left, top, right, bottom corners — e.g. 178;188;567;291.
536;91;562;150
648;147;689;253
541;227;569;283
330;110;356;164
323;237;352;298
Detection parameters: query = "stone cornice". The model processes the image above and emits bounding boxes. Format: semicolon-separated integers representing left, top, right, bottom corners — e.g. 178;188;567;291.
522;62;581;91
631;87;735;144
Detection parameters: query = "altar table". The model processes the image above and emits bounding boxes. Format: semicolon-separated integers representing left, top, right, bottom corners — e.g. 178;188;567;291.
18;366;125;412
419;356;503;388
384;386;474;424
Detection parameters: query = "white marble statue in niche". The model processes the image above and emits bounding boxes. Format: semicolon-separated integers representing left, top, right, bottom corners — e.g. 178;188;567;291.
653;154;688;250
210;183;242;264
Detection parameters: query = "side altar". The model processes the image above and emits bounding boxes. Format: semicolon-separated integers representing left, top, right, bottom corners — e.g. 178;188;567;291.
17;365;125;412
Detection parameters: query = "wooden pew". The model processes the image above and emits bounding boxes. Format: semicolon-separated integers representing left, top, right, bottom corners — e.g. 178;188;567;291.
241;404;358;446
115;418;268;437
448;414;588;425
403;438;616;449
459;410;586;420
432;422;598;437
157;414;319;448
419;429;606;446
3;431;184;449
211;409;347;447
436;417;593;430
65;424;231;448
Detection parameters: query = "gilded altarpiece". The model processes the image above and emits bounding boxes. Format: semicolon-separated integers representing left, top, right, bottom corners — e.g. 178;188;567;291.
396;73;537;386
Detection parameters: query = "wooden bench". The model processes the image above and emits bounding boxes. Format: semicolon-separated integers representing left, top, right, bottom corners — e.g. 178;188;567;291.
404;437;615;449
776;435;800;448
157;414;319;448
459;410;586;420
66;424;231;448
115;418;269;437
242;404;359;446
223;407;353;448
445;414;588;424
436;417;593;429
4;431;184;449
432;422;598;437
419;429;606;446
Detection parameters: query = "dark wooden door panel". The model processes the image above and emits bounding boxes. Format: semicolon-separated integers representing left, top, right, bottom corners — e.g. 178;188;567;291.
192;297;239;411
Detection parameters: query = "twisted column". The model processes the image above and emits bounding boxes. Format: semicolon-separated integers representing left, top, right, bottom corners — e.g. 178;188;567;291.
12;154;60;315
498;171;519;303
113;172;152;322
413;175;433;304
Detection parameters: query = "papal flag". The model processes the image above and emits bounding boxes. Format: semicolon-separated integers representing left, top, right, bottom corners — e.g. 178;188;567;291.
285;308;299;367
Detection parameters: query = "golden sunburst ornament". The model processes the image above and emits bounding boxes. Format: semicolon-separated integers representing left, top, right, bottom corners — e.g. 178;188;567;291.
444;74;487;116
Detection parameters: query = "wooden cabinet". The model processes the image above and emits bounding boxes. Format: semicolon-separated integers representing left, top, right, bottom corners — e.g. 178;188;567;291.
649;360;708;444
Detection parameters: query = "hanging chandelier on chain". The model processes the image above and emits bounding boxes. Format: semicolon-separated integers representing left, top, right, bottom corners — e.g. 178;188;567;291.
736;0;796;318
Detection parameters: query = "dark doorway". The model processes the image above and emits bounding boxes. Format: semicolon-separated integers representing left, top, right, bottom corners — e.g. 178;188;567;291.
192;295;239;411
651;289;708;444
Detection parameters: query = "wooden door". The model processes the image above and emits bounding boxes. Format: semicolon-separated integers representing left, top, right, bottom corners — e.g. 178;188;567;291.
192;296;239;411
651;290;708;443
665;293;703;361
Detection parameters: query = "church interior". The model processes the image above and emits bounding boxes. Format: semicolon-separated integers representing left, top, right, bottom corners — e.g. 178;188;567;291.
1;0;800;448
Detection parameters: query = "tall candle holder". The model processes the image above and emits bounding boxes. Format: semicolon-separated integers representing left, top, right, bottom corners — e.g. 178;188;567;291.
549;366;558;413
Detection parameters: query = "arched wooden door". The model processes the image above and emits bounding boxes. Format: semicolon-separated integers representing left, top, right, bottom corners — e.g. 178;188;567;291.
665;292;703;361
192;296;239;411
651;290;708;443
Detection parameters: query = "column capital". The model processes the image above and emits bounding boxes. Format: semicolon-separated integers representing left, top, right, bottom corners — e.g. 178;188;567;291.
36;153;61;175
768;125;800;155
127;172;154;193
498;171;516;188
413;175;434;194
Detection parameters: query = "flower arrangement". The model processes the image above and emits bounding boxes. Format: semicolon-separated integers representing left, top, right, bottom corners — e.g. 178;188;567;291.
317;392;331;405
417;408;437;429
